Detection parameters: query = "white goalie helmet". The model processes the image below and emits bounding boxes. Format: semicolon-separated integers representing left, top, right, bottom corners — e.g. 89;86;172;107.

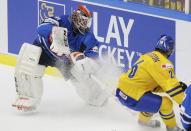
71;5;92;34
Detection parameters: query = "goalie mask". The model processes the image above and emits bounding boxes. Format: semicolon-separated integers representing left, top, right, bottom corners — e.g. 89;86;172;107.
155;35;175;57
71;5;92;34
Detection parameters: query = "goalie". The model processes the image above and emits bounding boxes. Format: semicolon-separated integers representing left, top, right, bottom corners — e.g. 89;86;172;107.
12;5;111;111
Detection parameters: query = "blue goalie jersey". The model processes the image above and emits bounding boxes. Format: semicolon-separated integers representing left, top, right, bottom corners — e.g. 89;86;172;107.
33;15;99;66
180;85;191;131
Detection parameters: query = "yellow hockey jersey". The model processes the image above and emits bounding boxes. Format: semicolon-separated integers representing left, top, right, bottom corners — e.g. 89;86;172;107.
118;51;181;101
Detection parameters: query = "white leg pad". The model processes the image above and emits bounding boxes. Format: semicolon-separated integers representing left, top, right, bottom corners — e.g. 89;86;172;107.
12;43;46;111
70;77;109;106
70;58;114;106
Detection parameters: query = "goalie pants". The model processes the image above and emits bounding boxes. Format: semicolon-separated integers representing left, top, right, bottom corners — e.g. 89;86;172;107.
116;88;177;128
33;38;72;80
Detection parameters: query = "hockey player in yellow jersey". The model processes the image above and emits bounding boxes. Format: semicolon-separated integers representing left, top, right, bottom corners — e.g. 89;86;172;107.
116;35;187;131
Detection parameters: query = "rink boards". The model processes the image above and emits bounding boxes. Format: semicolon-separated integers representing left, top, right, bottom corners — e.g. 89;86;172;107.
6;0;175;68
1;0;191;82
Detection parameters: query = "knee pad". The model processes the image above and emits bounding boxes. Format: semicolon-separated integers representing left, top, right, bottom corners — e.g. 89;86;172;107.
15;43;46;99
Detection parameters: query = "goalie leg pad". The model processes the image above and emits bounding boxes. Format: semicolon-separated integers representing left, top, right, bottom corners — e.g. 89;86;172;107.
70;57;110;106
12;43;46;111
70;78;109;106
70;57;119;106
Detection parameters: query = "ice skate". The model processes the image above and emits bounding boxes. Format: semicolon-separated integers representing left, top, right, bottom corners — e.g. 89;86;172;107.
12;96;39;111
138;119;161;128
166;126;184;131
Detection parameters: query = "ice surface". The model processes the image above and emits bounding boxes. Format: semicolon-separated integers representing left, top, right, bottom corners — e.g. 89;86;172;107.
0;64;181;131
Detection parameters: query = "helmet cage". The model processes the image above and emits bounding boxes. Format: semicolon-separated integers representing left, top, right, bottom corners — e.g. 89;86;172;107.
71;9;92;34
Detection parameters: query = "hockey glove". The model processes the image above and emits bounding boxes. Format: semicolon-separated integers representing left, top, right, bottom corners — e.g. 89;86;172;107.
50;26;70;56
180;81;187;91
70;52;98;74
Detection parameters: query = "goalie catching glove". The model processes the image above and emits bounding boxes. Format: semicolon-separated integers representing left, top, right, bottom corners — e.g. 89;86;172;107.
50;26;71;56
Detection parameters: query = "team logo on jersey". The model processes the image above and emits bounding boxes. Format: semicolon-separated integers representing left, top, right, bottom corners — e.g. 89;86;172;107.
161;63;174;70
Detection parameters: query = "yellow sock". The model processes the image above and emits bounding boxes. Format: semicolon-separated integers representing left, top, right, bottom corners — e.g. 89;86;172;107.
138;112;153;123
159;96;177;128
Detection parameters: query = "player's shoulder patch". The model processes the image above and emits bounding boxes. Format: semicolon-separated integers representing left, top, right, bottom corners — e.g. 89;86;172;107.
161;63;174;70
148;52;160;62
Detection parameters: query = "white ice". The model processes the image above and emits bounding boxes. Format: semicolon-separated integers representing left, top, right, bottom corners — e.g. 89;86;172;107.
0;64;182;131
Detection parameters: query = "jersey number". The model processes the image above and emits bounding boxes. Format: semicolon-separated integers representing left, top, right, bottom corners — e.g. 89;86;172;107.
169;70;175;78
128;60;144;78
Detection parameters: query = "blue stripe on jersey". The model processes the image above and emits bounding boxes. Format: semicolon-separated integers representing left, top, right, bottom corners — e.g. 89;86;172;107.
166;85;182;94
170;89;184;97
159;111;174;117
161;115;175;120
